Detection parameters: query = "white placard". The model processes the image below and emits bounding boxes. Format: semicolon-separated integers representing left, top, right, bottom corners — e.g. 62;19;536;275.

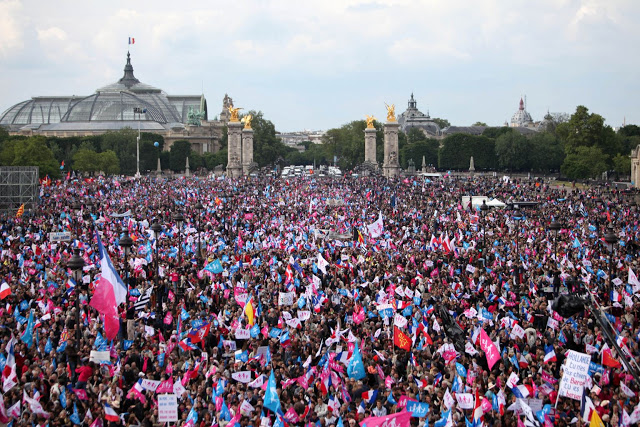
173;379;186;398
558;350;591;400
49;232;72;242
298;310;311;321
235;328;251;340
278;292;295;306
456;393;474;410
157;394;179;422
140;379;161;392
232;371;252;383
89;351;110;363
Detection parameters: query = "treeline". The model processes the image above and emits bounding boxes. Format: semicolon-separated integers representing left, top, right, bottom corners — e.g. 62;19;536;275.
0;110;295;178
304;106;639;179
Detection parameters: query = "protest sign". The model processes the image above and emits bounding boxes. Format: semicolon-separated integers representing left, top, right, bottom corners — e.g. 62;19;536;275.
157;394;178;423
558;350;591;400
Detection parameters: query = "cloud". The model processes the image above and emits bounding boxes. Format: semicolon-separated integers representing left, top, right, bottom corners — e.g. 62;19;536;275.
0;0;24;57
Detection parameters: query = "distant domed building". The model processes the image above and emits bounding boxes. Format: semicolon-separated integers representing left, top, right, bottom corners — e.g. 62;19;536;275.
0;52;225;154
397;94;441;135
510;97;534;128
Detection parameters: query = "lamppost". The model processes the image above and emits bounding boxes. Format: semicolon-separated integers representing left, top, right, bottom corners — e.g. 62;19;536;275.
151;220;163;328
194;202;204;264
604;226;617;288
73;202;82;240
173;212;184;266
549;220;562;262
480;200;489;255
67;249;85;342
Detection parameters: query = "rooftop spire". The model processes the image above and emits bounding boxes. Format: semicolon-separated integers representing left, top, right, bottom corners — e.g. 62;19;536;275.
519;97;524;111
118;51;140;89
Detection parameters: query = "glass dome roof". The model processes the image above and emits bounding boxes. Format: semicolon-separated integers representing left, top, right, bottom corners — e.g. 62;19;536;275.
0;52;205;130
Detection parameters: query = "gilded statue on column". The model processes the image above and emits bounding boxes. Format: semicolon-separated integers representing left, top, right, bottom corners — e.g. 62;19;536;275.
228;105;242;122
385;103;396;122
365;115;376;129
241;114;253;130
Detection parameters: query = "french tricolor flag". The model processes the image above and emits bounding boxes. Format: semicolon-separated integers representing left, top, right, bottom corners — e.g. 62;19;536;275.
128;37;135;45
610;290;622;302
104;403;119;422
362;389;378;405
544;345;557;363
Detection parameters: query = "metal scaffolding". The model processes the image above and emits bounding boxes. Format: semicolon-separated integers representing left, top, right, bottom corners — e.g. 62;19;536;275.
0;167;39;214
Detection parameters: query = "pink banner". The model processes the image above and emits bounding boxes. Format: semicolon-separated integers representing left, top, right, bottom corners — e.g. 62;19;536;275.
479;328;500;370
361;411;412;427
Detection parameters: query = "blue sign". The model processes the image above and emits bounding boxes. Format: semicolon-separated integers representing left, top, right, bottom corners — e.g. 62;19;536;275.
407;401;430;418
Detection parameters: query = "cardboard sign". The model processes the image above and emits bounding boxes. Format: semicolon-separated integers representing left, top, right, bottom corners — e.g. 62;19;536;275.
558;350;591;400
278;292;295;306
157;394;179;422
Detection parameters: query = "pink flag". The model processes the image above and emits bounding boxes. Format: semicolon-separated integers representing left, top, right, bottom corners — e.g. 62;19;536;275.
361;411;411;427
73;389;88;400
156;377;173;394
89;278;120;340
478;328;500;370
164;312;173;325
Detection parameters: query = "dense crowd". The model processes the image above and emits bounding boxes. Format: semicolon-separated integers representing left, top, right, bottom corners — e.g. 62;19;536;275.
0;173;639;427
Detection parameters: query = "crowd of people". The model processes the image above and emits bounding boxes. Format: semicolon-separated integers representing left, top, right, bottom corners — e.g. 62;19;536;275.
0;173;639;427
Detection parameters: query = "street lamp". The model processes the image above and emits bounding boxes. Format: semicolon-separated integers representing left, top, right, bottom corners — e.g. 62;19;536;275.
67;249;85;342
151;220;163;328
194;202;204;264
604;226;617;286
480;200;489;255
118;230;133;291
73;202;82;240
549;220;562;262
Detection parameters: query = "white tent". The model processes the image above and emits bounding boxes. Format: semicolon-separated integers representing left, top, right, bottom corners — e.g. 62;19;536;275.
486;198;506;208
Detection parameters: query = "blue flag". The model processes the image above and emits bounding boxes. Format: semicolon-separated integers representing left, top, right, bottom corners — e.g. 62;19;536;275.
205;259;224;274
44;338;53;354
123;340;133;350
347;342;366;380
70;402;81;425
455;362;467;378
20;310;34;348
264;370;283;416
60;391;67;409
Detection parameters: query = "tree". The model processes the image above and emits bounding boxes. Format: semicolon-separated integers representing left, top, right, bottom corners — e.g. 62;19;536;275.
472;121;488;127
98;150;120;175
431;118;450;129
73;148;101;174
556;106;619;158
612;154;631;178
400;128;438;168
482;127;512;139
528;132;564;172
495;130;531;171
101;128;137;175
561;146;608;179
241;111;291;167
169;140;191;172
439;134;496;170
12;136;60;178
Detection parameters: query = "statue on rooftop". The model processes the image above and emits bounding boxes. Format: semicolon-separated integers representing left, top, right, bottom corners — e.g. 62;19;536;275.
187;107;205;126
241;114;253;130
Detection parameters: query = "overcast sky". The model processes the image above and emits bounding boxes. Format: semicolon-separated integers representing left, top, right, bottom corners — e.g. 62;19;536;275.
1;0;638;131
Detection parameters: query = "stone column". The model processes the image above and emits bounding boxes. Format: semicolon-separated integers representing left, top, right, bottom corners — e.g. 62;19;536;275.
226;121;243;178
383;121;400;178
364;128;377;166
242;128;254;175
185;157;191;177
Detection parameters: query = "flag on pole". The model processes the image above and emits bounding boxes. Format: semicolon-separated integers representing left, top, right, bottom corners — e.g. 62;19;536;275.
128;37;135;45
393;326;411;351
15;204;24;218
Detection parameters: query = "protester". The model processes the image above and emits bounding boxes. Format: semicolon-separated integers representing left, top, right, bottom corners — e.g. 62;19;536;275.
0;173;638;427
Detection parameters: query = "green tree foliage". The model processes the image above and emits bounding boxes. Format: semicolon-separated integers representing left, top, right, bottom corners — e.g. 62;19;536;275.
528;132;564;172
482;127;512;139
556;106;619;157
472;121;488;127
100;128;138;175
169;140;191;172
400;128;439;168
495;130;531;171
561;146;608;179
11;136;60;178
612;154;631;177
73;148;102;174
98;150;120;175
204;148;227;170
439;134;496;170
